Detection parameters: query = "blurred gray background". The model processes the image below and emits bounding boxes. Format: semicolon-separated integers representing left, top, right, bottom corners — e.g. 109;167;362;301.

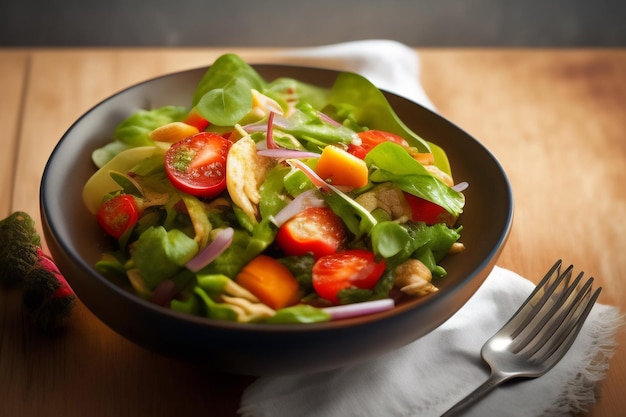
1;0;625;47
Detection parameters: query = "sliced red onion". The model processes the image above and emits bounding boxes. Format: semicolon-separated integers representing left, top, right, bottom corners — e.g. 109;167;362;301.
151;280;178;306
242;123;267;134
185;227;234;273
317;111;342;127
243;112;301;134
323;299;395;320
266;113;291;129
270;189;326;227
266;111;279;149
287;158;378;226
452;181;469;192
258;149;320;159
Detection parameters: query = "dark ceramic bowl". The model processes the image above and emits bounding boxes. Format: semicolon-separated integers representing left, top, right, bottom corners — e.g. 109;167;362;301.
40;64;513;376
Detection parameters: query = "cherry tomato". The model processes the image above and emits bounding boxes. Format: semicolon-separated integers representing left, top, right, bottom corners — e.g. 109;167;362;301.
347;130;409;159
404;193;448;225
276;207;346;259
96;194;140;239
312;249;386;304
164;132;232;198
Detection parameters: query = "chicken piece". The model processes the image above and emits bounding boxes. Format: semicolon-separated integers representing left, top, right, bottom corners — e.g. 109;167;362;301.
221;295;275;322
410;151;435;166
424;165;454;187
226;136;275;221
407;149;454;187
248;89;284;119
393;259;439;297
355;182;412;220
221;278;260;302
448;242;466;254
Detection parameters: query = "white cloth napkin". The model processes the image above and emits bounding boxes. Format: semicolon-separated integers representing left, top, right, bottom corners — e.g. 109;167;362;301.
280;39;435;111
238;40;624;417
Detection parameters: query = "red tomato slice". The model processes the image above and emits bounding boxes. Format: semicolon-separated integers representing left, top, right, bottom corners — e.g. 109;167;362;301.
347;130;409;159
276;207;346;259
96;194;139;239
164;132;232;198
404;192;448;225
312;249;386;304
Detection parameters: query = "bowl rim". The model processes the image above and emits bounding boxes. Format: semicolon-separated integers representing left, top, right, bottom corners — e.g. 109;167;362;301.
40;63;514;333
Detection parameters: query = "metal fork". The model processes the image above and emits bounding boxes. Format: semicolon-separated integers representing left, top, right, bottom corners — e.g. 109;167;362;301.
441;260;602;416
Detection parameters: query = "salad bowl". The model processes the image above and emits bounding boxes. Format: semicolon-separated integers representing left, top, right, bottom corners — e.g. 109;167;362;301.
40;63;513;376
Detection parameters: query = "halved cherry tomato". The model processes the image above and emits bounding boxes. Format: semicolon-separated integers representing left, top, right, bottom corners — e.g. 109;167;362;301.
164;132;232;198
404;192;449;225
276;207;346;259
96;194;140;239
183;108;210;131
347;130;409;159
312;249;386;304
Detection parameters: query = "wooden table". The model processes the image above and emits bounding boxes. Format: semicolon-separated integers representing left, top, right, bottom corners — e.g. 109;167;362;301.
1;48;624;416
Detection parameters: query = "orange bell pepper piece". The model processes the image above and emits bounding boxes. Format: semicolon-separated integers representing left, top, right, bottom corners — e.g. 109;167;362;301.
315;145;369;188
235;255;301;310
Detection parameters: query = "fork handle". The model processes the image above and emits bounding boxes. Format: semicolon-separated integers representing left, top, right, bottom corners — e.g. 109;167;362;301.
440;371;510;416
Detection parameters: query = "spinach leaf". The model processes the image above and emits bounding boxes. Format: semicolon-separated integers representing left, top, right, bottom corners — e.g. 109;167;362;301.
170;292;201;315
428;141;453;178
387;222;462;274
259;164;291;220
198;228;254;278
338;270;394;304
92;105;186;167
199;218;275;279
192;54;266;126
180;194;213;249
370;221;411;258
193;287;239;321
324;72;430;152
279;108;357;149
278;254;315;292
114;105;186;146
323;189;377;239
365;142;464;216
266;77;330;110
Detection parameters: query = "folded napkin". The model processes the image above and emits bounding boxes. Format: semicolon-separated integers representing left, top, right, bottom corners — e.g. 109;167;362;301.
238;40;624;417
280;39;435;111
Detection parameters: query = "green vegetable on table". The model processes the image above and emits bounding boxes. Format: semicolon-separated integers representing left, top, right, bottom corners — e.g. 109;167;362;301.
0;212;75;332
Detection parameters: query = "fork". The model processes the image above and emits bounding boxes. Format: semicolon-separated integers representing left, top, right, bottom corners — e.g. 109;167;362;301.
441;260;602;416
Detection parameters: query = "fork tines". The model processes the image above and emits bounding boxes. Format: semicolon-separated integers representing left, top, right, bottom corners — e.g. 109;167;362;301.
502;260;601;357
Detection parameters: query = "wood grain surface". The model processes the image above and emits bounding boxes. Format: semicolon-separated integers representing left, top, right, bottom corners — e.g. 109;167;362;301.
0;48;624;417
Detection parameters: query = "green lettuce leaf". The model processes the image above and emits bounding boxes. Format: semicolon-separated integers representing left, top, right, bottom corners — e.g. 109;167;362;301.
92;105;186;168
130;226;198;289
365;142;464;216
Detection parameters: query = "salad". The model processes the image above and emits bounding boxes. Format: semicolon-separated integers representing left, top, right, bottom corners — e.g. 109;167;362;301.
83;54;466;324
